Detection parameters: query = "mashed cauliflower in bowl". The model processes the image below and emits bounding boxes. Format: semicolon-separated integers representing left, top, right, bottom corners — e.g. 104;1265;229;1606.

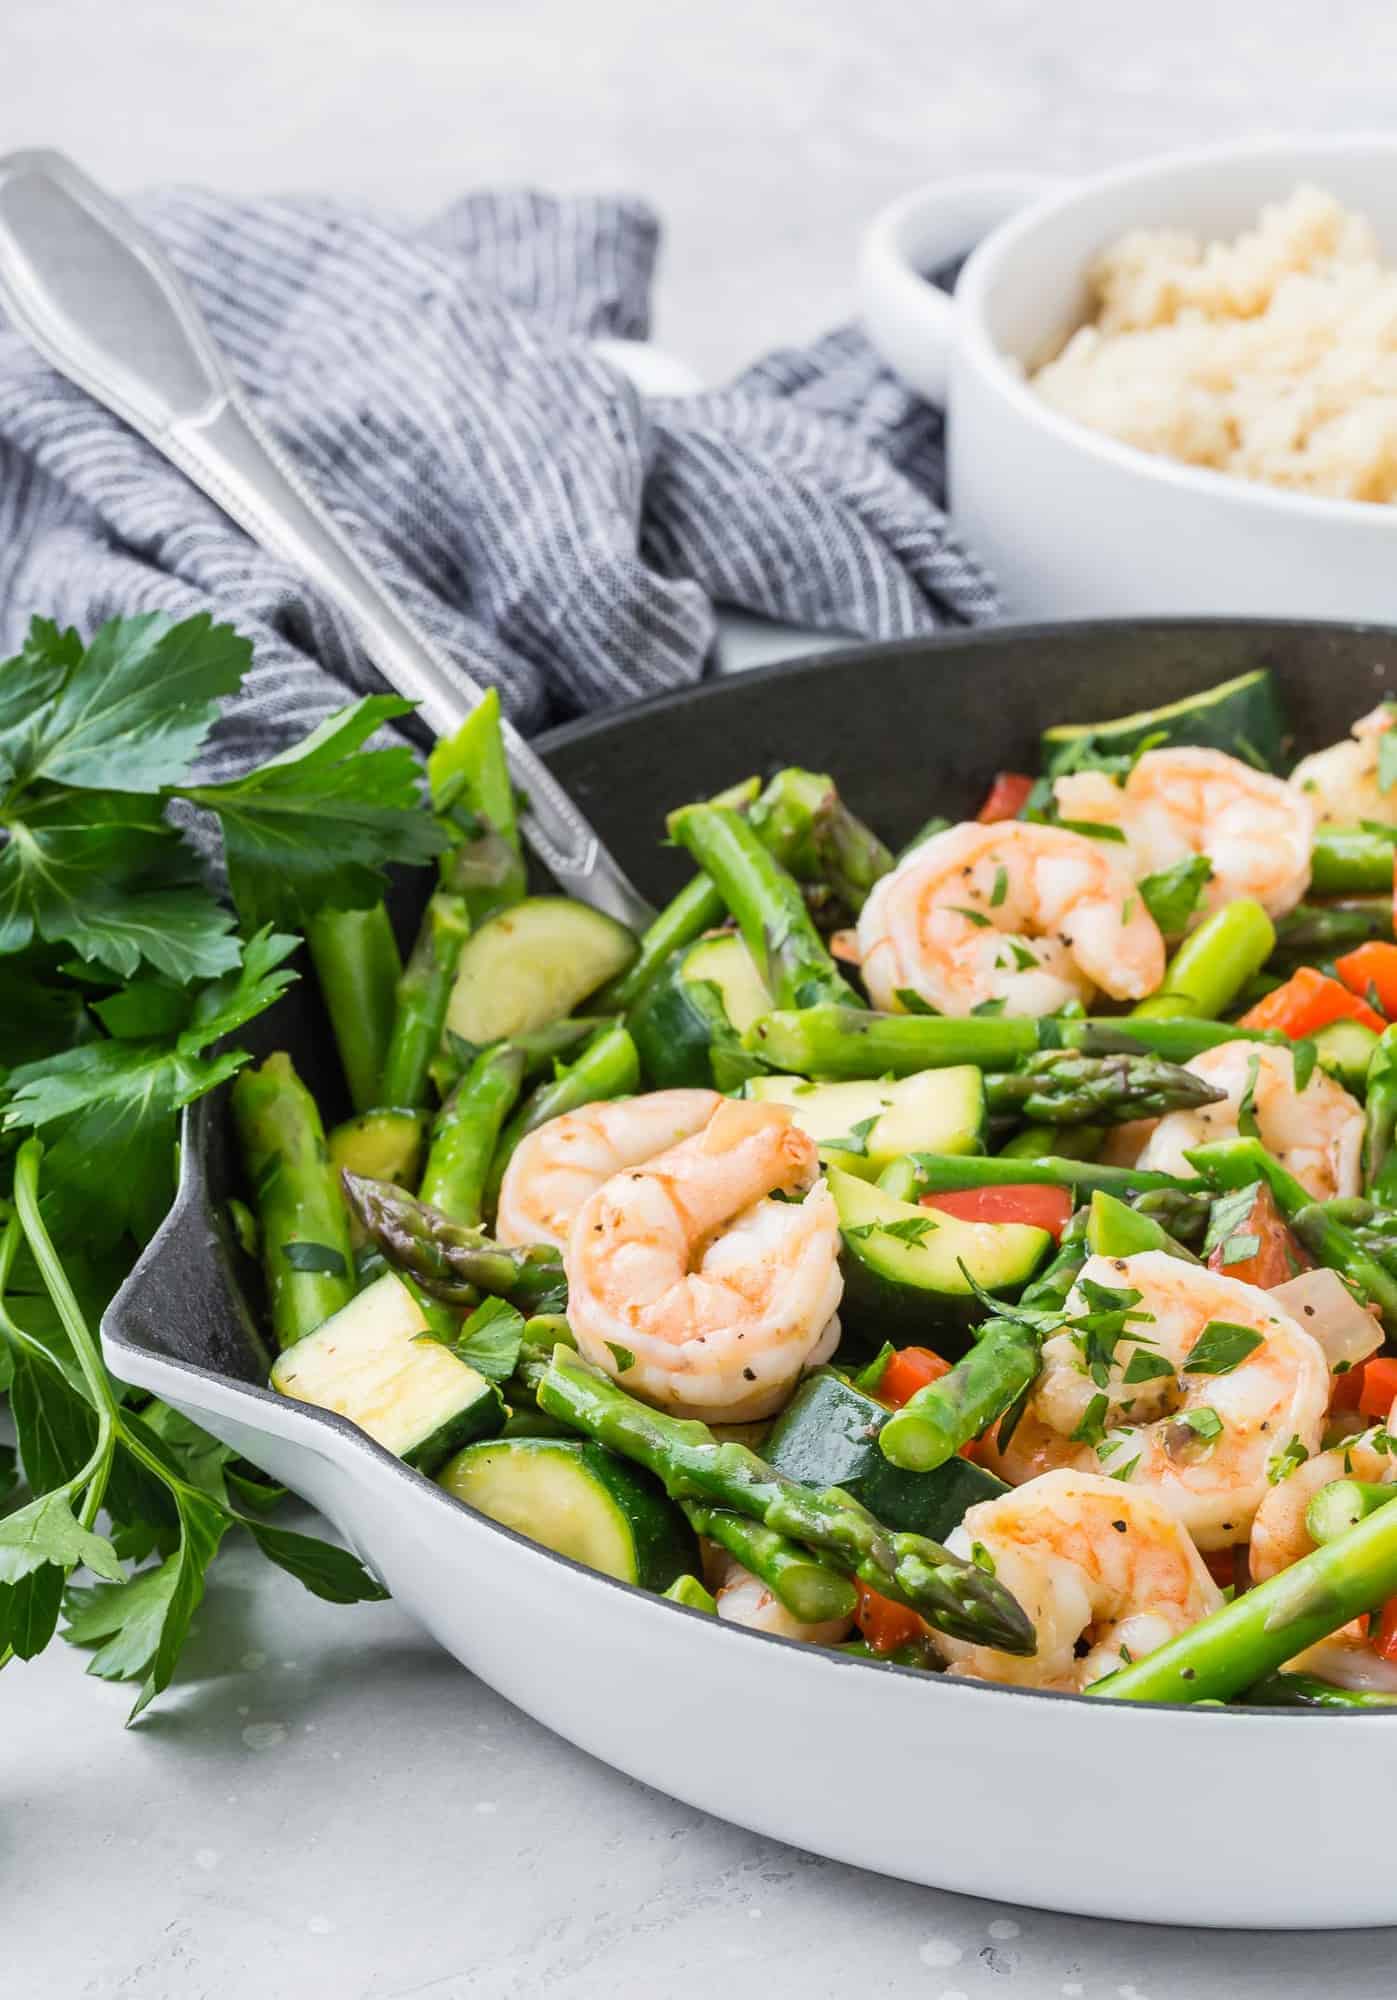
1030;188;1397;505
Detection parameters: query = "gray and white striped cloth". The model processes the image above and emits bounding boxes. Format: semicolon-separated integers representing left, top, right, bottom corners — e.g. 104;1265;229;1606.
0;187;995;773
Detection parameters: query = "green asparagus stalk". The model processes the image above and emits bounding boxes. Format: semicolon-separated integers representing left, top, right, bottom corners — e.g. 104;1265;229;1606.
877;1225;1088;1473
663;1574;718;1613
379;891;473;1109
484;1023;640;1205
1364;1025;1397;1202
984;1049;1224;1126
667;803;861;1011
1306;1478;1397;1545
995;1122;1105;1162
1310;825;1395;896
744;1006;1040;1078
1085;1187;1199;1262
1089;1494;1397;1702
1130;898;1275;1022
1063;1017;1284;1063
681;1502;859;1624
1242;1671;1397;1710
1273;898;1393;961
341;1171;565;1312
877;1151;1204;1205
428;687;520;855
232;1053;355;1348
1187;1135;1397;1323
306;904;403;1113
810;790;894;915
437;819;527;927
431;1015;613;1100
535;1347;1035;1652
418;1042;526;1225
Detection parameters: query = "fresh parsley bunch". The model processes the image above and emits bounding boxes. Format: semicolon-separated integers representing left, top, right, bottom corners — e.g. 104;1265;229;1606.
0;610;444;1714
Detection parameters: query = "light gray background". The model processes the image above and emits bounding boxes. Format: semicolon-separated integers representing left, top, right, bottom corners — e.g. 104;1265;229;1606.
6;2;1397;1993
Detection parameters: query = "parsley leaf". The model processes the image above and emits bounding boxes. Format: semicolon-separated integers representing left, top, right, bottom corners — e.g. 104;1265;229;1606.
182;695;445;927
1056;817;1127;843
948;905;992;928
990;865;1008;908
1268;1433;1310;1485
1176;1407;1223;1445
1184;1320;1265;1375
1291;1037;1319;1093
823;1113;880;1159
881;1214;937;1245
1138;856;1212;934
1122;1348;1175;1384
894;988;936;1016
1237;1053;1262;1139
1070;1392;1110;1446
458;1296;526;1382
605;1341;638;1374
1380;728;1397;796
0;612;248;794
851;1342;895;1394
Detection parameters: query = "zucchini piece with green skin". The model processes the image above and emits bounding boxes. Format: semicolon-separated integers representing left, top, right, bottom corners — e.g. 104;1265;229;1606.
327;1109;430;1188
271;1271;503;1471
747;1068;984;1181
829;1166;1052;1344
1085;1189;1199;1263
664;1574;718;1613
629;932;773;1090
1041;668;1288;774
438;1436;698;1590
763;1369;1008;1540
445;898;637;1047
1310;1017;1380;1095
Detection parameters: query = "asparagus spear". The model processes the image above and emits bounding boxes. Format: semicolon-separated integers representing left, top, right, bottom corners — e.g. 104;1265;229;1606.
232;1053;355;1348
598;771;807;1011
306;904;403;1113
667;803;861;1011
1064;1017;1284;1063
428;687;520;855
379;891;473;1110
996;1121;1105;1162
1274;898;1393;960
430;1015;612;1100
535;1346;1035;1652
681;1503;859;1624
1310;825;1395;896
418;1042;526;1225
341;1171;565;1313
1242;1671;1397;1710
663;1574;718;1613
1089;1493;1397;1702
1306;1477;1397;1544
984;1049;1224;1125
809;789;894;915
877;1224;1088;1473
877;1151;1204;1205
437;819;527;927
1187;1135;1397;1324
744;1006;1041;1078
1130;899;1275;1022
1364;1024;1397;1202
484;1023;640;1204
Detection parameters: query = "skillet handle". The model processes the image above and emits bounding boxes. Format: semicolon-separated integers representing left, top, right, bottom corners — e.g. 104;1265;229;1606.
0;147;655;931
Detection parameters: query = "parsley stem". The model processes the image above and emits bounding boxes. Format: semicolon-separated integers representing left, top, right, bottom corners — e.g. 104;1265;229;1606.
11;1142;120;1424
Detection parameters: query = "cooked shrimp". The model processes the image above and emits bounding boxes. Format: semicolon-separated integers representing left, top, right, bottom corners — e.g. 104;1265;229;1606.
496;1088;720;1249
565;1098;843;1422
937;1469;1222;1690
1291;704;1397;829
1135;1041;1362;1201
1248;1431;1397;1679
1054;746;1314;922
978;1251;1330;1548
855;820;1165;1018
712;1555;854;1645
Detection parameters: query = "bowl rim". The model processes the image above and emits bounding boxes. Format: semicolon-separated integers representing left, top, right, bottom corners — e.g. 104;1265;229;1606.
905;131;1397;532
106;619;1397;1727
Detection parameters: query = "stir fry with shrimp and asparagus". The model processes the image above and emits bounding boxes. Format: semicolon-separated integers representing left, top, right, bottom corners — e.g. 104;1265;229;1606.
240;666;1397;1706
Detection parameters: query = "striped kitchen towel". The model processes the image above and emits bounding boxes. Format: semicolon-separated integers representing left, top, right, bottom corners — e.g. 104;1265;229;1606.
0;188;995;773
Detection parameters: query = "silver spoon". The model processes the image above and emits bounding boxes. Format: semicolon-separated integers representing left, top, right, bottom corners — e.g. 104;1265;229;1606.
0;147;655;931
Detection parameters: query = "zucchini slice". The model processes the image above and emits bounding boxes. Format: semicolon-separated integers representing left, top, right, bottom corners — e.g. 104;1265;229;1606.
764;1369;1007;1537
445;897;637;1047
829;1166;1051;1342
1310;1018;1379;1094
438;1437;697;1590
629;931;772;1089
1042;668;1288;774
327;1108;429;1188
270;1272;503;1472
747;1068;984;1180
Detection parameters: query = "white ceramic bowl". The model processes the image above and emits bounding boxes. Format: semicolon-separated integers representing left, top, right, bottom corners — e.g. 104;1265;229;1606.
858;136;1397;624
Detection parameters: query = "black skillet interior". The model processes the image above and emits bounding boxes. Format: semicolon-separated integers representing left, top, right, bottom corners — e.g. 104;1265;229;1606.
106;618;1397;1390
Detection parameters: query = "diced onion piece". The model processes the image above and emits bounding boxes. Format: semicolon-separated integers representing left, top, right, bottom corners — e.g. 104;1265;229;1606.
1269;1267;1385;1373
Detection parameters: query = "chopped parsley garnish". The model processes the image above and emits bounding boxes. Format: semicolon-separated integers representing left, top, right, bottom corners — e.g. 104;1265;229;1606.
457;1297;527;1382
1291;1037;1319;1093
881;1214;937;1245
1176;1407;1224;1445
605;1342;638;1374
1183;1319;1265;1376
1137;855;1212;935
990;865;1008;908
1070;1393;1111;1447
1122;1348;1175;1384
1268;1433;1310;1484
1236;1052;1262;1139
971;997;1007;1016
894;988;936;1016
949;905;992;928
1056;818;1127;842
824;1113;880;1158
1217;1232;1261;1267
